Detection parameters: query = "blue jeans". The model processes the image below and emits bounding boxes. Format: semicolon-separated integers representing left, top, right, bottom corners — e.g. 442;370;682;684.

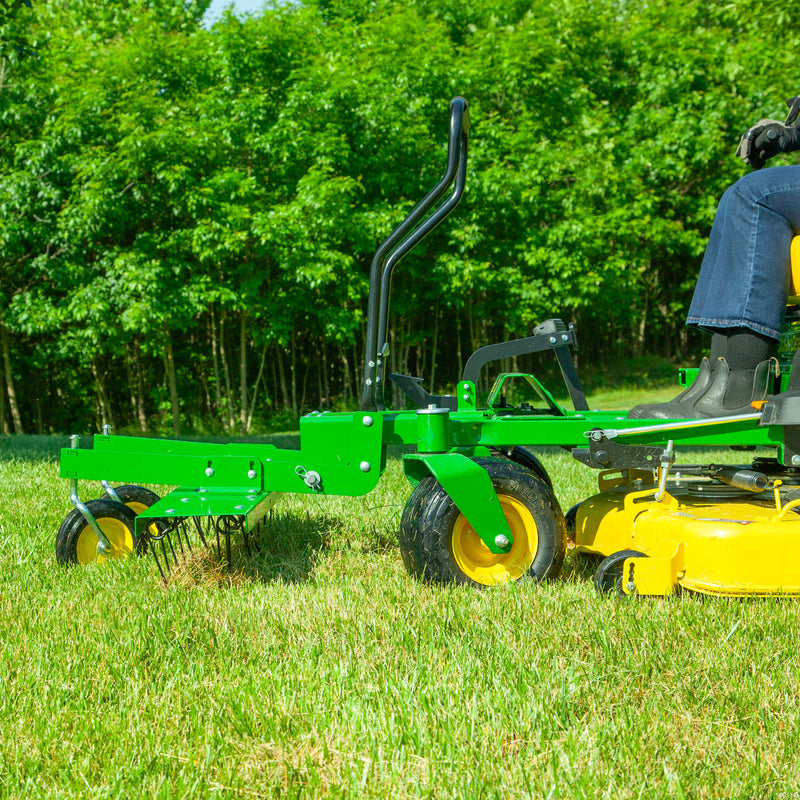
686;165;800;340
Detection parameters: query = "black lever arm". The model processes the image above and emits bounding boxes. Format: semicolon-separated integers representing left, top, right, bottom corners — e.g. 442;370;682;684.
360;97;470;411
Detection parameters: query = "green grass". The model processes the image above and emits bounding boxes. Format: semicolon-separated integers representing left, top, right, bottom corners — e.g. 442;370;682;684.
1;410;799;798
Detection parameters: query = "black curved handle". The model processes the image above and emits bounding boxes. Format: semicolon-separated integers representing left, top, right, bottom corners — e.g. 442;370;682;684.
360;97;470;411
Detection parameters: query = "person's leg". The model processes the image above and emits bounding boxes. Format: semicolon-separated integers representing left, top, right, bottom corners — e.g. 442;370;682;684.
686;165;800;339
630;166;800;419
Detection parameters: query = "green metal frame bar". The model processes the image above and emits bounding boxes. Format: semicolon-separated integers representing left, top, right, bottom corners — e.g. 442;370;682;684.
60;371;786;556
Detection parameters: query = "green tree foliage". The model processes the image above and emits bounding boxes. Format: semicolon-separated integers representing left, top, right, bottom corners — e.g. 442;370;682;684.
1;0;799;433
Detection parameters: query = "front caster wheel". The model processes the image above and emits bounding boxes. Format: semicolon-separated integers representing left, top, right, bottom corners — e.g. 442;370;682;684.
56;499;139;566
112;484;162;551
112;484;161;516
593;550;645;596
399;458;566;587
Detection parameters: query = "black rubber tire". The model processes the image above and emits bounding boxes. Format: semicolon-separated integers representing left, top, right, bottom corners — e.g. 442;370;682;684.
564;502;580;538
112;484;162;553
113;484;161;514
593;549;645;596
490;446;553;490
399;457;566;587
55;499;139;566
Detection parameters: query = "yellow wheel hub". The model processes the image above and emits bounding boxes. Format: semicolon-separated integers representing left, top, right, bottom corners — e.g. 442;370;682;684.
452;493;538;585
75;518;134;565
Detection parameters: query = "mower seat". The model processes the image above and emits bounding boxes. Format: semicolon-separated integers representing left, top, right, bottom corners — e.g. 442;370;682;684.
790;236;800;304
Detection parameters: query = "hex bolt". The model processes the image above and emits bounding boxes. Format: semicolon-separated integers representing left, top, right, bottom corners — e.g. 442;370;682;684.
205;467;215;478
494;534;510;549
360;461;371;473
626;581;637;594
462;394;470;401
363;416;374;427
247;469;257;480
549;336;557;344
561;334;569;342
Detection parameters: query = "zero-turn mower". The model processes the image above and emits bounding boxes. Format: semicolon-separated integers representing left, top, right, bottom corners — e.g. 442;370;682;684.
56;97;800;597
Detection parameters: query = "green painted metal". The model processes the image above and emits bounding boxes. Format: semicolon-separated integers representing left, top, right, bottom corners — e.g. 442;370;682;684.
403;452;513;553
60;367;789;558
415;407;451;453
134;489;281;538
486;373;567;416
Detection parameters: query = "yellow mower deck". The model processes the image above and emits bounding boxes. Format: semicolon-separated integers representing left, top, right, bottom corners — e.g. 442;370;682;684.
575;469;800;597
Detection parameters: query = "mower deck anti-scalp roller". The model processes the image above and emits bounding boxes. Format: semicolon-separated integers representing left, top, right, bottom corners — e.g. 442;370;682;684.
56;96;800;596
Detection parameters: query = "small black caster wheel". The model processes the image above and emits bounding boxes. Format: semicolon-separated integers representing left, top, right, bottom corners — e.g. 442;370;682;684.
593;549;645;596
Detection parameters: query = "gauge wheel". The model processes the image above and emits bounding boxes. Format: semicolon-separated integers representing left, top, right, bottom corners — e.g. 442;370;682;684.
593;549;645;596
55;499;139;566
112;484;163;551
399;457;566;587
112;484;161;516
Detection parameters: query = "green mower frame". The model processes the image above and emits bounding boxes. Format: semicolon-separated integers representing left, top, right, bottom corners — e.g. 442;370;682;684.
57;97;800;587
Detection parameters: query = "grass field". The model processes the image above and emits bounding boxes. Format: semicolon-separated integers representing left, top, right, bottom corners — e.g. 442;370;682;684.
1;388;799;799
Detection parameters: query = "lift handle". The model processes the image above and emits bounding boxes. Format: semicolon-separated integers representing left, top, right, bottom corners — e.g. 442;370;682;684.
360;97;470;411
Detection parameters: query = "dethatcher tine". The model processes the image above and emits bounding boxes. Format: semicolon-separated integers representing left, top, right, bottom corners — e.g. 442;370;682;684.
57;97;800;596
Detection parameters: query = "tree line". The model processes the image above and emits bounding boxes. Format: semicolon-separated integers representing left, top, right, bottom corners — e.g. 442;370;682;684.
2;0;799;435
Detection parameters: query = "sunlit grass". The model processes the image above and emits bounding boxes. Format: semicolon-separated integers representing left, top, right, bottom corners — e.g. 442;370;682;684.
0;427;798;799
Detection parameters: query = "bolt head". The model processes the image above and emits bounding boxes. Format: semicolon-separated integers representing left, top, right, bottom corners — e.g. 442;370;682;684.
494;534;510;549
792;455;800;466
462;394;470;401
360;461;371;473
362;416;374;427
205;467;215;478
247;469;257;480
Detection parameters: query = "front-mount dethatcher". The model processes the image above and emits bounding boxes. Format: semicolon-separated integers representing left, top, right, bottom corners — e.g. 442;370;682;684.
57;97;800;596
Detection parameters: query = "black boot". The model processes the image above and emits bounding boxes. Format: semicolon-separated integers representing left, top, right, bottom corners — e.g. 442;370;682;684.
692;357;776;417
627;357;715;420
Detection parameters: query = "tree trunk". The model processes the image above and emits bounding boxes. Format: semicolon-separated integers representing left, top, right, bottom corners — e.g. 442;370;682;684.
163;337;181;437
209;309;224;421
246;343;268;433
339;346;353;408
90;357;114;431
0;325;23;434
239;314;248;434
218;313;235;433
321;342;330;409
132;340;148;432
275;345;290;412
0;358;6;435
290;328;298;418
430;302;439;393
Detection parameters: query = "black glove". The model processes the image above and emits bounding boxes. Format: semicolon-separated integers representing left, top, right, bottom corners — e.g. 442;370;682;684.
736;118;800;169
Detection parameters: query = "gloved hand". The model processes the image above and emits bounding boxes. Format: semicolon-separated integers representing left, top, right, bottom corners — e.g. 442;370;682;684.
736;118;800;169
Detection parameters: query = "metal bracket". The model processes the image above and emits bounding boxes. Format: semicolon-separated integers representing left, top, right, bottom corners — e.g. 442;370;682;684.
573;430;664;471
67;435;114;557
